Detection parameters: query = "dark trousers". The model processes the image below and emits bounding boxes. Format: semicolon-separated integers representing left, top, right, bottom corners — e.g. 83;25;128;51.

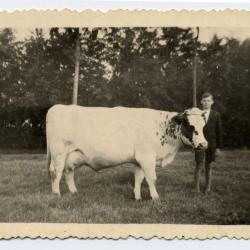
194;150;213;192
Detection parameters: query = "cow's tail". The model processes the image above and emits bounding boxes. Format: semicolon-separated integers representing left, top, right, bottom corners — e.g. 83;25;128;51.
47;143;51;179
46;112;52;180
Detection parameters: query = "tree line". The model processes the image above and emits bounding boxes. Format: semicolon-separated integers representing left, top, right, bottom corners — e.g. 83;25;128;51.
0;27;249;150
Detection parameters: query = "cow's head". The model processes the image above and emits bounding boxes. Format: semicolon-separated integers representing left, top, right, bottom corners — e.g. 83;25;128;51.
172;107;208;150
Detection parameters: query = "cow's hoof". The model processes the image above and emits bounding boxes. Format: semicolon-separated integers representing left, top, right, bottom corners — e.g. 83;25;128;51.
205;189;211;194
135;196;142;201
151;195;160;201
69;189;78;194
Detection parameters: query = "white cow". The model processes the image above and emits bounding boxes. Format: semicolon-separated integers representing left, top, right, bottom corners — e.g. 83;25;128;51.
46;105;207;200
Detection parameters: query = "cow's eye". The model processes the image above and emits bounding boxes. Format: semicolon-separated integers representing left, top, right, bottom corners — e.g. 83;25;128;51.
194;130;198;135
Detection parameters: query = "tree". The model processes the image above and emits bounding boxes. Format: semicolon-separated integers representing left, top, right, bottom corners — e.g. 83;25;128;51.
192;27;199;107
48;28;108;106
1;27;250;149
0;28;24;109
72;29;80;104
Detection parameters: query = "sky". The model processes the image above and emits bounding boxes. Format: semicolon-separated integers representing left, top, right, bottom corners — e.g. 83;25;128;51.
199;27;250;42
12;27;250;43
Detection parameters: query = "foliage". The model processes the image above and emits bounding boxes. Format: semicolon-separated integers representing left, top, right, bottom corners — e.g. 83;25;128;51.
0;27;250;149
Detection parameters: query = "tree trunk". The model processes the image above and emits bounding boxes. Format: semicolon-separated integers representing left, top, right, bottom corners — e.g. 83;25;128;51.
193;54;197;107
72;31;80;105
193;27;199;108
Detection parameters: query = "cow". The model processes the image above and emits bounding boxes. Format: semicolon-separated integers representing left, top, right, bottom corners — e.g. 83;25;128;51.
46;105;207;200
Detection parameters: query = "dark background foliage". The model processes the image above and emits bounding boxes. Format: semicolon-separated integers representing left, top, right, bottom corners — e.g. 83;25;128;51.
0;27;249;150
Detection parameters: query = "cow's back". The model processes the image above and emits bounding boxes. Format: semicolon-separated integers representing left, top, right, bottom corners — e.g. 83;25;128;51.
46;105;173;167
47;105;164;138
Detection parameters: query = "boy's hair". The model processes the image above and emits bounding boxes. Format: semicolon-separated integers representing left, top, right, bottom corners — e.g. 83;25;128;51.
201;92;213;100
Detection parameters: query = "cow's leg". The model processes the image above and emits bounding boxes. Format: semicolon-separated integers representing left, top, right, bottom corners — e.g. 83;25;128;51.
65;169;77;194
144;168;159;200
134;167;144;200
64;169;77;194
136;152;159;200
50;154;65;196
64;150;86;194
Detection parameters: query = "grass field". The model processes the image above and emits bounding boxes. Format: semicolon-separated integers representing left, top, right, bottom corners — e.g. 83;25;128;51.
0;151;249;224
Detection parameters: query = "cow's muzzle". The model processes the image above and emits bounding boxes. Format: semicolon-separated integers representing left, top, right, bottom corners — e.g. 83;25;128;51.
196;142;208;151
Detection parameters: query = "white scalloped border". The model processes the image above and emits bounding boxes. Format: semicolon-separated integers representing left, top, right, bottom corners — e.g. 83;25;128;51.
0;9;249;239
0;9;250;27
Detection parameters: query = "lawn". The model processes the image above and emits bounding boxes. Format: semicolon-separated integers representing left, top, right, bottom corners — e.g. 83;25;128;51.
0;151;249;224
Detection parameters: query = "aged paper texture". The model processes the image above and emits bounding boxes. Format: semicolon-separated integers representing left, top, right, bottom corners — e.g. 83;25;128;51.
0;10;249;239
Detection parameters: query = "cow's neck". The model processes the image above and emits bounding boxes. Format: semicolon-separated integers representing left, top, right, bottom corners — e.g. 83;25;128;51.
156;116;183;167
159;118;182;148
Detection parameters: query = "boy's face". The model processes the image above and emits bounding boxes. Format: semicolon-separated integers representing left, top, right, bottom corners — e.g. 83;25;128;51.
201;96;214;110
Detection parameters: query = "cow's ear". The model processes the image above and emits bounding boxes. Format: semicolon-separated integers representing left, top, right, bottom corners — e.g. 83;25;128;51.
172;113;185;124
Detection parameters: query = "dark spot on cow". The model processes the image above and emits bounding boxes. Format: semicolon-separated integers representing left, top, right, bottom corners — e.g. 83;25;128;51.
162;113;196;145
165;121;179;139
201;113;206;122
160;134;167;146
180;120;194;143
171;113;185;125
158;118;180;146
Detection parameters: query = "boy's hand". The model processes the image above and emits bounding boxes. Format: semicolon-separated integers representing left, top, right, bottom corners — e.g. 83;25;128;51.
215;148;221;157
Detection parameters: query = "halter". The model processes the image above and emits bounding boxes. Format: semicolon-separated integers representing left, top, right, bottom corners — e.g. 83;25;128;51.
179;132;195;148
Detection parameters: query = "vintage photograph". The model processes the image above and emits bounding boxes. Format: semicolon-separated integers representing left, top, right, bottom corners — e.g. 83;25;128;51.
0;11;249;238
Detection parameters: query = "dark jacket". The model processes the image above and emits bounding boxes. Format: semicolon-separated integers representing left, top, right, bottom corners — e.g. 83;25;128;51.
203;110;223;150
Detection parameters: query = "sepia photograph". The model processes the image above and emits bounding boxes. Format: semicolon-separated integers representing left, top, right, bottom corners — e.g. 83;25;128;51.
0;11;249;235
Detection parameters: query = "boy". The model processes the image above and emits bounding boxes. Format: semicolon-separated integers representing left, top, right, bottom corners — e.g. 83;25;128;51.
194;92;223;193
